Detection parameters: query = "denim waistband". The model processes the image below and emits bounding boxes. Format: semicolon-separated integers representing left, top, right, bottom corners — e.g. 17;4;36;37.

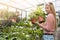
44;33;53;35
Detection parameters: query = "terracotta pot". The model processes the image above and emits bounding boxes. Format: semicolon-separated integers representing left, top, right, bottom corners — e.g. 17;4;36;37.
38;16;44;23
31;18;36;24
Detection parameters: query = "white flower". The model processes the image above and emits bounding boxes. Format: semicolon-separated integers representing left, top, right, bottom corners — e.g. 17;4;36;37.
26;35;29;37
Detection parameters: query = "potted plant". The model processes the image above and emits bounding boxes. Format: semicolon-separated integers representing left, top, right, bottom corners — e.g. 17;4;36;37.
29;6;45;23
38;16;45;23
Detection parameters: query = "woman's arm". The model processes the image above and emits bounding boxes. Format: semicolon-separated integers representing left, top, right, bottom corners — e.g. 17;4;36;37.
35;22;53;32
35;14;55;32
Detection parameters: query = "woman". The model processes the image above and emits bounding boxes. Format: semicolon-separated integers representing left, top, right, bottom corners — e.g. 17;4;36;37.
34;2;56;40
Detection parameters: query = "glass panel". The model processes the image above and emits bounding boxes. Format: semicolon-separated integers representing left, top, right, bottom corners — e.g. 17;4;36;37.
0;4;7;10
44;0;55;3
8;7;16;12
22;11;26;18
16;9;21;18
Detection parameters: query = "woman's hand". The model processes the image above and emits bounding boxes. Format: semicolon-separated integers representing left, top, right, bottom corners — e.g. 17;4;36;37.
34;22;44;27
33;22;40;26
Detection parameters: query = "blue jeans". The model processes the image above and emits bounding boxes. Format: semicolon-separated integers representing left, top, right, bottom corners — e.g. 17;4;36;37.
43;35;54;40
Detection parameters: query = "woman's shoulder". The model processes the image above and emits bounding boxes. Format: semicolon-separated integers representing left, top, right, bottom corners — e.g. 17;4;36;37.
48;13;54;17
47;13;54;20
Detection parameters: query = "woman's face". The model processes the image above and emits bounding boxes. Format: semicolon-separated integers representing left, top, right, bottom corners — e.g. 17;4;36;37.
45;4;51;14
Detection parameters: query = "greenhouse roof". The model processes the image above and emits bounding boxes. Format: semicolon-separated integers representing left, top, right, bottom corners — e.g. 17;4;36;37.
0;0;60;12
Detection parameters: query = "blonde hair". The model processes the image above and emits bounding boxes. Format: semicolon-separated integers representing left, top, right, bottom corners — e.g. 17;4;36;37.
48;2;57;30
49;2;56;17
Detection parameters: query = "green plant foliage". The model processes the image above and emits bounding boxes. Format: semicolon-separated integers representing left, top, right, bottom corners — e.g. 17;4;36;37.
58;22;60;27
29;6;46;20
0;6;45;40
0;20;43;40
